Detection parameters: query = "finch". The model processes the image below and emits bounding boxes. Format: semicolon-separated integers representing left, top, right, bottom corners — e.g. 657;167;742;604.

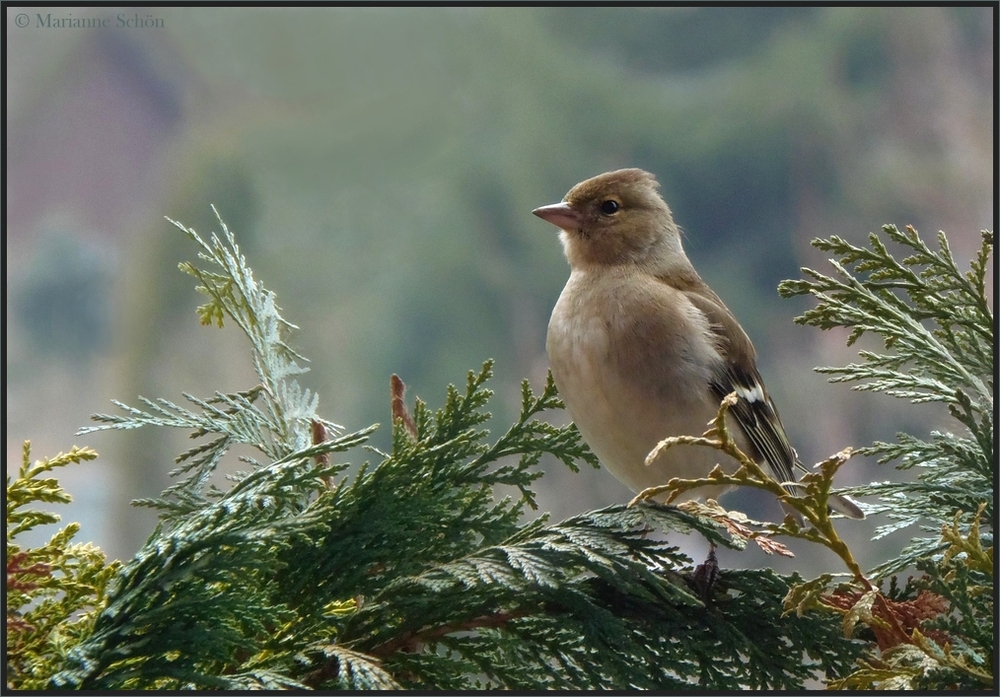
534;168;863;520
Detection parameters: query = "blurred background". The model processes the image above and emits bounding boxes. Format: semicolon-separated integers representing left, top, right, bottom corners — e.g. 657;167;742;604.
6;7;993;574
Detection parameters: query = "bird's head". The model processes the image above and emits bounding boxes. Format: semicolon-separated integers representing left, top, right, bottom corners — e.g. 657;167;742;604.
533;168;685;270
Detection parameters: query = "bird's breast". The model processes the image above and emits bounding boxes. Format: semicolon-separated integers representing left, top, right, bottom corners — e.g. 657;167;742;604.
545;271;729;497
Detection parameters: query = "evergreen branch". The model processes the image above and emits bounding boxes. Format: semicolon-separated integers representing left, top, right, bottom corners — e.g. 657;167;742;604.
168;209;335;456
366;609;529;659
40;210;874;690
779;225;993;405
630;393;869;583
6;443;120;690
772;226;994;688
466;371;600;506
305;646;401;690
307;504;853;690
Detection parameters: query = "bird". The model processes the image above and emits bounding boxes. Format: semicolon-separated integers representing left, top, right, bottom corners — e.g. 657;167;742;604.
533;168;864;521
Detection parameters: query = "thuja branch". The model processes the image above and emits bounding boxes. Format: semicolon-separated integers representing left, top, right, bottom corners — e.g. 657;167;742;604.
299;609;532;688
626;396;933;652
629;393;867;584
367;609;530;659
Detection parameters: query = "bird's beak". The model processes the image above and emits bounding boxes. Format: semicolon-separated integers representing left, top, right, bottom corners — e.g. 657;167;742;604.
532;202;581;231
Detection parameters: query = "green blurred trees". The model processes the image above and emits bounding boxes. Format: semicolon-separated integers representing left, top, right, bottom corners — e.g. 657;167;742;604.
149;5;991;426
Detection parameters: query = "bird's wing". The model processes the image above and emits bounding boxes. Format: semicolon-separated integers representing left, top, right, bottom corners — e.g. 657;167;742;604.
654;273;866;519
680;288;799;487
708;361;798;486
710;360;867;518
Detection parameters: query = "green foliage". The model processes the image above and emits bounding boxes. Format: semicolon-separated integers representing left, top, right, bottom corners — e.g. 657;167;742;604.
828;506;993;690
46;213;865;690
6;442;121;690
778;225;993;690
907;508;993;689
779;225;993;579
634;224;993;691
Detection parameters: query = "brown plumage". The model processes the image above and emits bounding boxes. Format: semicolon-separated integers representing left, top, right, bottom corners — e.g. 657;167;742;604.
534;168;864;519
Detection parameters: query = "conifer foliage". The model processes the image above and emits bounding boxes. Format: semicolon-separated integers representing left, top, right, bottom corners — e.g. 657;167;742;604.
8;216;991;690
37;211;861;689
6;444;121;691
779;226;994;690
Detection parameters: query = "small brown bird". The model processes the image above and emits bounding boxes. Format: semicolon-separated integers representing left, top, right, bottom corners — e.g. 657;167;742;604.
534;168;863;519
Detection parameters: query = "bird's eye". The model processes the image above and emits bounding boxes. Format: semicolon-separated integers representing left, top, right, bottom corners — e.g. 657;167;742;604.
599;200;620;215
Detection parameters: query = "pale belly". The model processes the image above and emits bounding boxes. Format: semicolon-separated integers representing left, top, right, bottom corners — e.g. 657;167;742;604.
547;281;736;503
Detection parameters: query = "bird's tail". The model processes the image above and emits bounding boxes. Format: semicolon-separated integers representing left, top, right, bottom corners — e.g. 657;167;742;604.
779;488;865;522
828;492;865;519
